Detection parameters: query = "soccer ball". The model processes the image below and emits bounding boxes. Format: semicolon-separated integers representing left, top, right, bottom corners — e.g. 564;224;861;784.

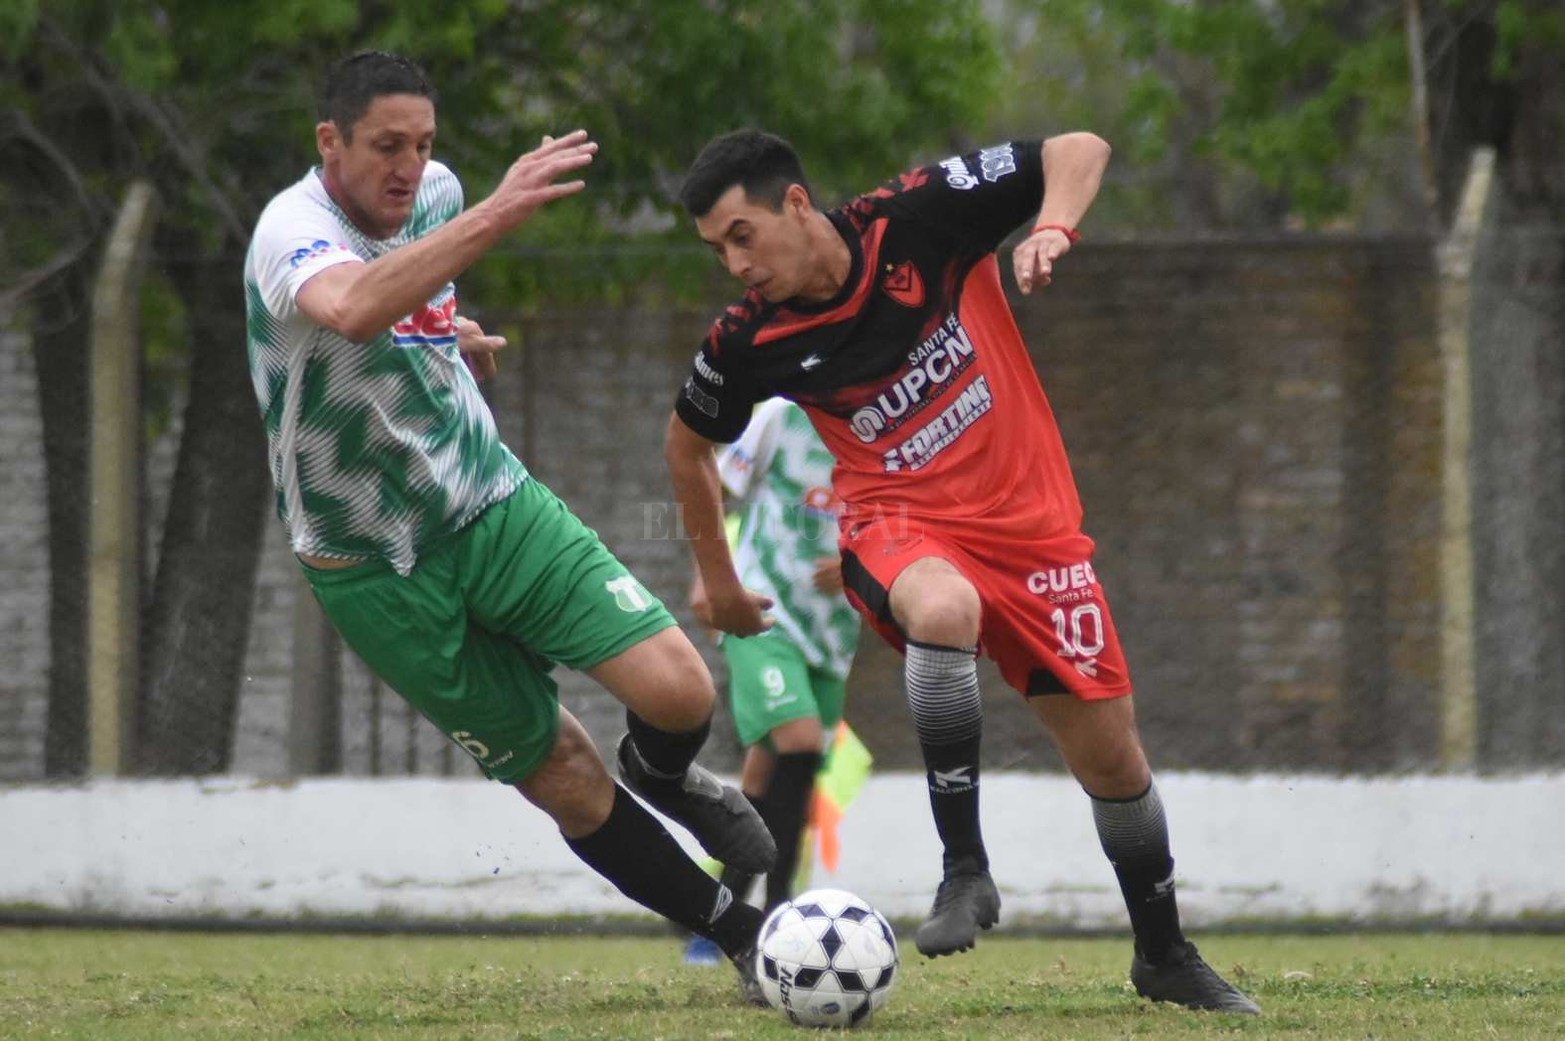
755;887;899;1029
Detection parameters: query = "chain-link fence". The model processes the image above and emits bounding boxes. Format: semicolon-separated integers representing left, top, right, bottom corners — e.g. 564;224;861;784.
3;224;1563;782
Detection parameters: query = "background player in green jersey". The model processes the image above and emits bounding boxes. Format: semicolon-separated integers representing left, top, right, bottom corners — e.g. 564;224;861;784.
243;51;772;1002
683;398;862;964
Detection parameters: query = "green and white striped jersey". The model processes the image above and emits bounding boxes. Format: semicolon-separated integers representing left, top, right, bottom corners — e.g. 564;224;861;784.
243;163;526;575
719;398;860;679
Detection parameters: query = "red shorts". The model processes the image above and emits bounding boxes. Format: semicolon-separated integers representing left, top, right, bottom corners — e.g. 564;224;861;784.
839;515;1132;701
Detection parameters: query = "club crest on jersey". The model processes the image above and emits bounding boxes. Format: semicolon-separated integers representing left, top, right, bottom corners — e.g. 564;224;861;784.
881;261;925;309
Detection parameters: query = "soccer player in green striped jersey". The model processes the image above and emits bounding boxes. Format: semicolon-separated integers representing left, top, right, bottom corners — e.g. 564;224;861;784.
243;51;771;1002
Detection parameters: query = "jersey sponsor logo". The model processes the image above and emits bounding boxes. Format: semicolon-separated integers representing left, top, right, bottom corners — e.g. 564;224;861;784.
936;145;1016;189
694;351;725;386
727;445;755;476
976;144;1018;183
287;238;351;268
392;290;457;349
850;315;975;443
882;261;925;309
881;375;992;473
683;378;720;418
939;156;978;190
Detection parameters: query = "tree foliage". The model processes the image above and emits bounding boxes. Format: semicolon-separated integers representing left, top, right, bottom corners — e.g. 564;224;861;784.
0;0;1002;775
996;0;1565;228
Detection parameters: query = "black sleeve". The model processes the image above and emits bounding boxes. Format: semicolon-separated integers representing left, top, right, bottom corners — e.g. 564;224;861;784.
870;140;1044;255
672;327;761;444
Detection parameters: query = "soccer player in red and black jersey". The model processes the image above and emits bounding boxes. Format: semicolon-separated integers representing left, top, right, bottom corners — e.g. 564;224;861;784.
664;129;1259;1015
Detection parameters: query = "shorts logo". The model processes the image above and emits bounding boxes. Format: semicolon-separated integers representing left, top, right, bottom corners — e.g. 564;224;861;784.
451;731;491;759
606;576;654;612
1026;562;1098;600
452;730;513;772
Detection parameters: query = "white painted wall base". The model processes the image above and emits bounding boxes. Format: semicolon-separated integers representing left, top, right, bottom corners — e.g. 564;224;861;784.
4;773;1561;928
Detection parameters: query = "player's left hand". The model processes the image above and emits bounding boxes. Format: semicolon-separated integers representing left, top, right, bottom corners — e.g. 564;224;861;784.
812;556;845;595
455;316;506;381
1012;226;1074;295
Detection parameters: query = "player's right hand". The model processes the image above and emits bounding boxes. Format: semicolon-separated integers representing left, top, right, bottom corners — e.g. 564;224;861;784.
488;129;598;226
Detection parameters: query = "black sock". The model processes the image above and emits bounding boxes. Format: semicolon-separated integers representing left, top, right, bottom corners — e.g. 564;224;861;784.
1091;781;1186;962
718;793;762;905
756;750;823;910
567;784;762;958
624;710;711;780
905;640;987;872
719;863;757;907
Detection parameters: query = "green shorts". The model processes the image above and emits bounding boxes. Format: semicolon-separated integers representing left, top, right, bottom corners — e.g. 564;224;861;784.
302;478;675;784
722;628;846;750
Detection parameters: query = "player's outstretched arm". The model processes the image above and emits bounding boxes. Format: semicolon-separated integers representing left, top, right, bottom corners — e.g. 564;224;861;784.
665;413;774;636
298;131;598;342
1012;131;1111;295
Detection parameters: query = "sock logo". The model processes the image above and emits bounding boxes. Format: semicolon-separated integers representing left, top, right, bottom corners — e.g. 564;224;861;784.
931;766;975;792
1152;871;1177;900
708;883;734;925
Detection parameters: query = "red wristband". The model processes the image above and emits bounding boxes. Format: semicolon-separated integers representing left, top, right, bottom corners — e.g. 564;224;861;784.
1031;223;1081;242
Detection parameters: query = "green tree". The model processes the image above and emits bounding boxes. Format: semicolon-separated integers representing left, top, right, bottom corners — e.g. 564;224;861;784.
996;0;1565;763
0;0;1000;775
995;0;1562;231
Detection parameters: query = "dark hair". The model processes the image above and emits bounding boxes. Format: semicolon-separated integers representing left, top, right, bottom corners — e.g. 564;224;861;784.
678;129;814;218
317;51;437;140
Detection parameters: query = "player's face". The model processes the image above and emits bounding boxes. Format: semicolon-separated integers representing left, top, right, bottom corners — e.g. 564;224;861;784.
695;184;820;303
317;94;436;239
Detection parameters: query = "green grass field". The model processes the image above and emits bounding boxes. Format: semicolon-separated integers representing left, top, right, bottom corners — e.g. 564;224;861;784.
2;928;1562;1039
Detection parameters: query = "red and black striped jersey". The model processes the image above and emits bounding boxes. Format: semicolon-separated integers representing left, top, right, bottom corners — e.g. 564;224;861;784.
675;140;1085;538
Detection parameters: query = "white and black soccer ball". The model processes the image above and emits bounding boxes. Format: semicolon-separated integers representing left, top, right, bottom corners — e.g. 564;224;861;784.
755;887;899;1029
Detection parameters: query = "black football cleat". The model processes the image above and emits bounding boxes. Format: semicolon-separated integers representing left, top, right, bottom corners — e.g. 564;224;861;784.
1130;942;1261;1014
615;734;777;874
914;860;1001;957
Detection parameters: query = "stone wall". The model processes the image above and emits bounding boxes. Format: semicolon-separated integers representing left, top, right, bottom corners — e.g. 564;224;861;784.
0;324;49;779
0;235;1448;778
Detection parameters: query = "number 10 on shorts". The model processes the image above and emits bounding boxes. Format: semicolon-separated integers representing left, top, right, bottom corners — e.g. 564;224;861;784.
1051;604;1105;659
